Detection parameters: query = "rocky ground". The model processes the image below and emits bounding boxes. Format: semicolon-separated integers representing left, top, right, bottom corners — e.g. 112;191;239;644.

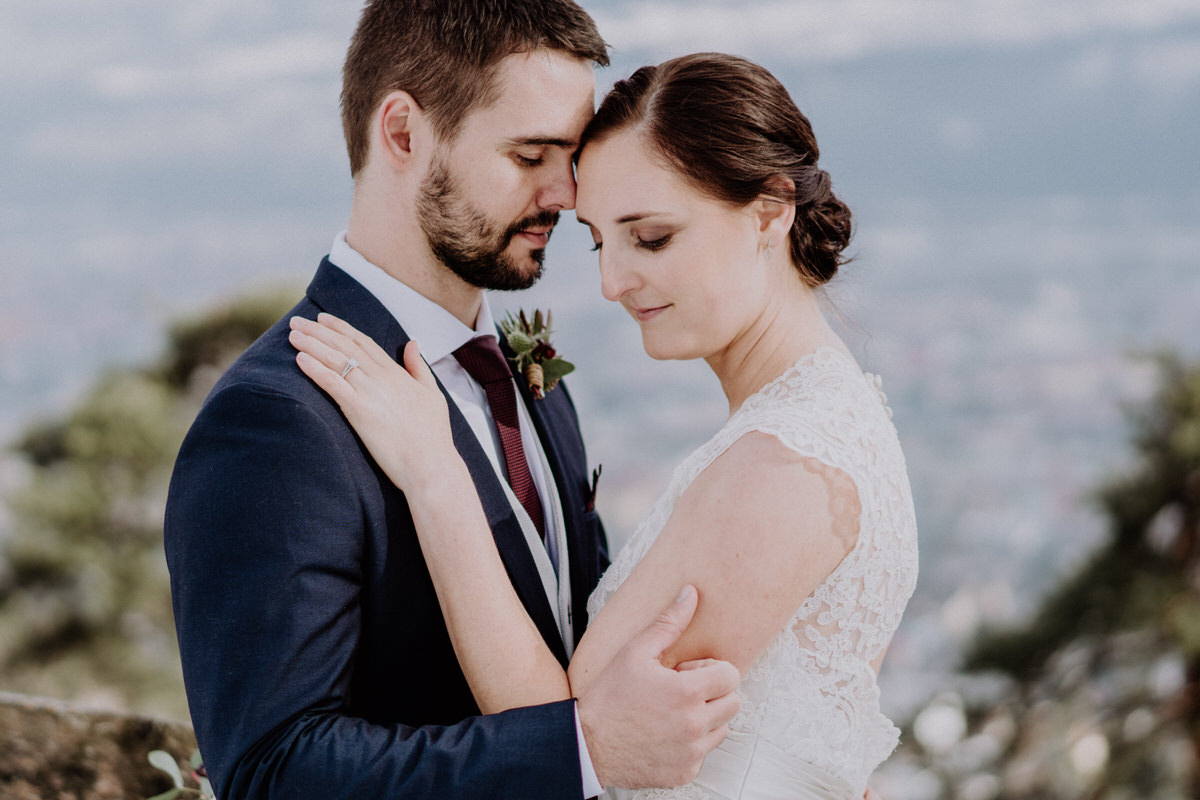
0;691;197;800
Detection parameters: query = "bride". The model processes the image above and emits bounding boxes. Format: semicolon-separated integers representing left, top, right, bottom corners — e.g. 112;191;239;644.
289;52;918;800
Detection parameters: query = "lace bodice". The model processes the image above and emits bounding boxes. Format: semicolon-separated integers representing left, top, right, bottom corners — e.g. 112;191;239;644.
588;348;919;799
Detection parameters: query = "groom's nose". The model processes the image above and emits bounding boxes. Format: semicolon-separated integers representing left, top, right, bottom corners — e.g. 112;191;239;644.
536;161;578;212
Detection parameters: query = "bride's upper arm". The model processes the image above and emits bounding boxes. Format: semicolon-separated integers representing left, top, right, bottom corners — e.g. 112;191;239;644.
567;430;861;692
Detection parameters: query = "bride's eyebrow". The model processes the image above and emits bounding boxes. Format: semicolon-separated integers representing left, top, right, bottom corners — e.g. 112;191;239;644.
574;212;666;227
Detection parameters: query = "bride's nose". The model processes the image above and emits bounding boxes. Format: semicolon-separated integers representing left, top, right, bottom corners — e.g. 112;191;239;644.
599;254;641;303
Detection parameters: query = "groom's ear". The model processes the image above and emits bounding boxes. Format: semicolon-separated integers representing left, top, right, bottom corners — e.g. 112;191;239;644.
375;91;426;171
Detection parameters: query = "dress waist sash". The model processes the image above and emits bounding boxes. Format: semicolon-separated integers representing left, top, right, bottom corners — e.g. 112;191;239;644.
690;729;859;800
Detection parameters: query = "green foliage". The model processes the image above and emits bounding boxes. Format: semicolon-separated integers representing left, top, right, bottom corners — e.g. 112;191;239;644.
157;288;298;390
965;353;1200;678
0;289;296;715
963;542;1168;676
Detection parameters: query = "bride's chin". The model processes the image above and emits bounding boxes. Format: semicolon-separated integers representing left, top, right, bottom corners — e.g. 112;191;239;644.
639;334;699;362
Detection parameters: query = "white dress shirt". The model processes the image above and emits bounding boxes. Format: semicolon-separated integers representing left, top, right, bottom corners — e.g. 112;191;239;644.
327;233;604;797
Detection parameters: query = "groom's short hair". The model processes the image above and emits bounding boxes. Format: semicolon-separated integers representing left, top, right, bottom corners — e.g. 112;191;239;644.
341;0;609;176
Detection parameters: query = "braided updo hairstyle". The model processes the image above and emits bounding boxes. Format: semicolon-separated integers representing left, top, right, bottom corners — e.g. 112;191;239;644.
580;53;852;287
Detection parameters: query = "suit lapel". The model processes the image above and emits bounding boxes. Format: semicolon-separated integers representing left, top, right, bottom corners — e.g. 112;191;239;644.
442;398;570;666
306;260;569;666
503;337;591;644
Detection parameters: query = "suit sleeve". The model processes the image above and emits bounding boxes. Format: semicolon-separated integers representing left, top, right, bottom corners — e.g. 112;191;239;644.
164;382;583;799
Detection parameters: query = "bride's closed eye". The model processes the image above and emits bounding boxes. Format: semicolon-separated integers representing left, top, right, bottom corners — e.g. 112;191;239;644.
589;235;671;252
636;233;672;252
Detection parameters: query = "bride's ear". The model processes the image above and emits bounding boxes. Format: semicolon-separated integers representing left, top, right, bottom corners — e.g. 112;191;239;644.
375;91;429;172
752;176;796;245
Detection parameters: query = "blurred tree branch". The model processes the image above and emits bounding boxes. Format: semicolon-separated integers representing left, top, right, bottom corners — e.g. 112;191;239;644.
0;290;296;715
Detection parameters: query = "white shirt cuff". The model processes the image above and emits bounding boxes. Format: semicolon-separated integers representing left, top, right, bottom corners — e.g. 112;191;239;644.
575;702;605;798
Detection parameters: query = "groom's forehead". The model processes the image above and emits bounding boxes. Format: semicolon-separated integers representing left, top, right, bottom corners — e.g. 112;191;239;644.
466;49;596;130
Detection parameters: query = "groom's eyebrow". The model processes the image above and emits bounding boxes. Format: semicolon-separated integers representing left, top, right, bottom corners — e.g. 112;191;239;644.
505;136;578;148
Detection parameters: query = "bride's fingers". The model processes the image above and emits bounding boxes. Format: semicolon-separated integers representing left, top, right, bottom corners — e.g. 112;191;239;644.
289;323;359;376
291;320;442;425
401;341;439;391
295;350;358;406
288;314;357;364
289;316;384;384
316;312;393;368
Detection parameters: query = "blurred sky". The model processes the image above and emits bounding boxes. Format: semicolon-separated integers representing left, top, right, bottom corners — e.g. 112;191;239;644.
2;0;1199;711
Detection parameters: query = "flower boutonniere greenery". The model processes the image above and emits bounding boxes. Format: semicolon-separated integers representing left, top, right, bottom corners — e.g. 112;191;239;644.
500;309;574;399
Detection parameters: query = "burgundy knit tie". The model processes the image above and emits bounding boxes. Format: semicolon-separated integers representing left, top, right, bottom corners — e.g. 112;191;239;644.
454;336;546;540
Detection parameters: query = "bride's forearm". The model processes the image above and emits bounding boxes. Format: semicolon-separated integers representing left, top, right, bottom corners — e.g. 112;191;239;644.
406;456;571;713
287;320;572;710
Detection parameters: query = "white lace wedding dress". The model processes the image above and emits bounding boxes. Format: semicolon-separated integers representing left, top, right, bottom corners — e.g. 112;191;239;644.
588;348;919;800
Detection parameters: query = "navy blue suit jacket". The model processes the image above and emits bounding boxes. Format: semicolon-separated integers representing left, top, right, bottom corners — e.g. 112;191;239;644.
165;260;609;799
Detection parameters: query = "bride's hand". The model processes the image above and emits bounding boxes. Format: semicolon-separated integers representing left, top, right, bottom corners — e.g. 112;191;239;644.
289;313;456;492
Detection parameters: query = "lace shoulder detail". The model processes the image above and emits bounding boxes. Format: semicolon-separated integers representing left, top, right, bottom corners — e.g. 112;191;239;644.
589;349;919;796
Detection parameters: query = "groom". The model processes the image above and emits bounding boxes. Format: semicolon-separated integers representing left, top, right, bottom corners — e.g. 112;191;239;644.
164;1;740;798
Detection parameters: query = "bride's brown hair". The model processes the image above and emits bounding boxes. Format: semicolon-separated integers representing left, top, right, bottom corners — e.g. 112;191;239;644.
580;53;852;287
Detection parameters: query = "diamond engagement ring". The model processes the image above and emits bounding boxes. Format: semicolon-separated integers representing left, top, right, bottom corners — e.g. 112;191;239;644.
340;358;360;379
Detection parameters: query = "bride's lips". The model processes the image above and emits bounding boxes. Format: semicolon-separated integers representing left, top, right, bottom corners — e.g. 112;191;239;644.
631;304;670;322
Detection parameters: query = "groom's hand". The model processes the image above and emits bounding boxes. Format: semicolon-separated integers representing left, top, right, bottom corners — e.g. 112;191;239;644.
576;585;740;789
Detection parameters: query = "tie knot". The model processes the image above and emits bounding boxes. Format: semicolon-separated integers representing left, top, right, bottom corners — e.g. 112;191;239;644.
454;336;513;386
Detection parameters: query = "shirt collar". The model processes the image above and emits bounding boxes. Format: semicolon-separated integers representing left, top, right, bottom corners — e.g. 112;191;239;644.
328;231;497;363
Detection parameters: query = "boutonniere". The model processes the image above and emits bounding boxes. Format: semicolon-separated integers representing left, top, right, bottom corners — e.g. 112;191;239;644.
500;309;575;399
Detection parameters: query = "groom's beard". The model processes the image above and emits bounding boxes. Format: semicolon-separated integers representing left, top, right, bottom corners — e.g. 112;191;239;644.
416;156;558;292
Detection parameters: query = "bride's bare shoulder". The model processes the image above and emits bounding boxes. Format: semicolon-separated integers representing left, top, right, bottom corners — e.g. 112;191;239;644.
642;430;862;667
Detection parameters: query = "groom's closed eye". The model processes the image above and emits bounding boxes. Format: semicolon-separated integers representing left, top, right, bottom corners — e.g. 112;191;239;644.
505;136;578;168
513;152;545;167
